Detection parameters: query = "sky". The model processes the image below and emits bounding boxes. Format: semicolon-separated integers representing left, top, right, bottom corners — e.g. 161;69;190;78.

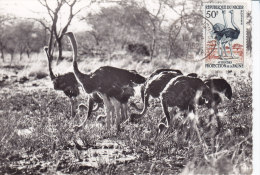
0;0;181;32
0;0;112;32
0;0;175;18
0;0;44;18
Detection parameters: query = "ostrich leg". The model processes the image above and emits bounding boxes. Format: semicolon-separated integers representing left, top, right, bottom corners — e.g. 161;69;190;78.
96;102;115;125
124;104;128;121
102;95;113;130
70;97;77;118
113;100;122;132
121;103;128;122
229;41;234;58
217;41;222;58
221;43;228;57
120;105;125;122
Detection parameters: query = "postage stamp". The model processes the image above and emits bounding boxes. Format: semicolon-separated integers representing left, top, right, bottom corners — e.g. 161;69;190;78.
203;2;247;69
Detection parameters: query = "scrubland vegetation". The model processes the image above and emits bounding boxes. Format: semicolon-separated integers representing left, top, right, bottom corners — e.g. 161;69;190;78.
0;0;252;174
0;52;252;174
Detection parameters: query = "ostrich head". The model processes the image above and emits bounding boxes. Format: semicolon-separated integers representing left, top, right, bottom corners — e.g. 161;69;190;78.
197;85;214;108
229;10;234;14
52;73;77;91
157;123;167;134
211;23;224;38
52;76;66;90
187;73;198;78
224;84;232;100
155;118;168;139
43;46;48;53
222;9;226;14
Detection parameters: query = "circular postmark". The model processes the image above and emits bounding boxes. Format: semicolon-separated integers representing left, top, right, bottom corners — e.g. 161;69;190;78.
168;13;215;62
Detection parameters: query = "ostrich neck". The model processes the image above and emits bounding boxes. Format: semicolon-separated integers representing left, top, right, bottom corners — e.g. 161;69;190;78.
67;33;94;93
67;34;86;82
223;12;227;28
231;13;239;31
73;60;94;93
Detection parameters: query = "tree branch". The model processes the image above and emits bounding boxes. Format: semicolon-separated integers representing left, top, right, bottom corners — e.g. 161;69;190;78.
30;18;51;32
38;0;54;20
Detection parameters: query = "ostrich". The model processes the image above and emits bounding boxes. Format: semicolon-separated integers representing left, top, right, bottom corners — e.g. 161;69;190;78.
212;10;240;58
219;10;240;58
158;75;214;139
211;10;228;57
187;73;198;78
43;47;103;118
138;68;182;104
92;84;138;127
129;69;183;122
64;32;145;131
200;78;232;134
204;78;232;116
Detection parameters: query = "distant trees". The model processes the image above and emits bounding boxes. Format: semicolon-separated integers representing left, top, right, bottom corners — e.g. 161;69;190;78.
0;15;11;61
0;17;46;62
83;4;159;59
0;0;251;63
79;0;218;61
84;5;144;58
13;21;45;60
131;1;165;60
81;1;192;60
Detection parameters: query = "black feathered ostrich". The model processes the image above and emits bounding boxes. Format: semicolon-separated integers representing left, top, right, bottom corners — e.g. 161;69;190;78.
137;68;183;105
212;10;227;57
158;77;232;137
64;32;145;131
43;47;103;118
219;10;240;58
212;10;240;58
129;69;183;123
158;76;214;139
95;83;139;126
204;78;232;106
203;78;232;129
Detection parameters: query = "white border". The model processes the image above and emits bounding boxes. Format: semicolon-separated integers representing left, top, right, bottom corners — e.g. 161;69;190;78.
252;1;260;175
203;2;248;70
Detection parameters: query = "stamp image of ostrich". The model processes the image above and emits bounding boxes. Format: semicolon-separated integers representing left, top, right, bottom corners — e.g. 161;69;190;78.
211;10;240;59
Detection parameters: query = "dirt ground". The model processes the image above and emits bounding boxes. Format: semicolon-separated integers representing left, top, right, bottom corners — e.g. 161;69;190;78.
0;62;253;174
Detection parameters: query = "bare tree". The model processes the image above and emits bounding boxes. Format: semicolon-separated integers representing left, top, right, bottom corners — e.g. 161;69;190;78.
145;1;164;60
166;3;185;59
129;0;164;60
162;0;208;59
38;0;91;63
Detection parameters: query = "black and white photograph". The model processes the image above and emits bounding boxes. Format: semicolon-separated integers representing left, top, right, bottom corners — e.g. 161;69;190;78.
0;0;255;174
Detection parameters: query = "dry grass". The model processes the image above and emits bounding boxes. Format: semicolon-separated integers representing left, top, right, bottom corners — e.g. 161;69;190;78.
0;53;252;174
